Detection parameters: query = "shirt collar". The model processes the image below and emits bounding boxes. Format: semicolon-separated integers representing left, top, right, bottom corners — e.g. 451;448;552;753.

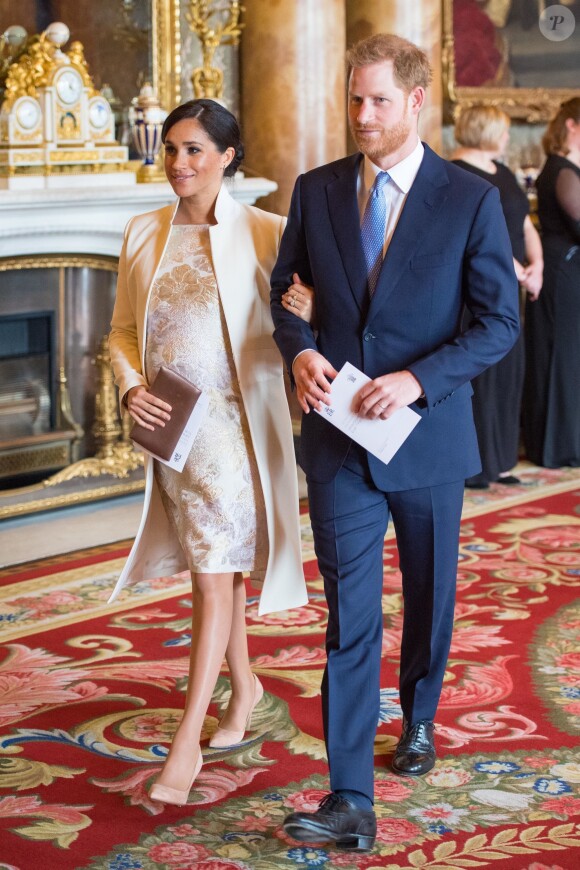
363;138;424;195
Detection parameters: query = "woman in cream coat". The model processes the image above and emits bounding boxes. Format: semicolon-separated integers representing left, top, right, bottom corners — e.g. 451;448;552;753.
109;99;306;807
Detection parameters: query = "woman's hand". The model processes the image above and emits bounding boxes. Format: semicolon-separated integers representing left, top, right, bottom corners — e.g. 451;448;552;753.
281;273;315;324
126;385;172;431
522;262;543;300
521;216;544;301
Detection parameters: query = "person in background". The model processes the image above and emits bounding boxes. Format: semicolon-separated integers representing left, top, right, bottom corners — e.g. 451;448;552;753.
451;105;543;489
523;97;580;468
271;33;519;853
109;99;307;808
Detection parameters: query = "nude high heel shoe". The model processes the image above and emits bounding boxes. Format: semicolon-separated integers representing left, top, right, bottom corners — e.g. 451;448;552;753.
209;675;264;748
149;746;202;806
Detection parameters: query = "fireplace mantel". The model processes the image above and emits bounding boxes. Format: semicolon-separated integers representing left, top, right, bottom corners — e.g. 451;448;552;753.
0;176;278;258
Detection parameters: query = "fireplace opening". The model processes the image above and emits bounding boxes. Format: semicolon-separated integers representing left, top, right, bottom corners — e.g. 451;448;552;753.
0;257;118;489
0;311;56;440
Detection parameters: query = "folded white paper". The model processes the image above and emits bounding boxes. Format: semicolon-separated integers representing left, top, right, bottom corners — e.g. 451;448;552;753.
133;391;210;472
314;361;421;464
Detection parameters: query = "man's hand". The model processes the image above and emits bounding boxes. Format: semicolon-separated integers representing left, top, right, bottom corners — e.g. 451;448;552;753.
126;385;172;431
292;350;338;414
354;370;423;419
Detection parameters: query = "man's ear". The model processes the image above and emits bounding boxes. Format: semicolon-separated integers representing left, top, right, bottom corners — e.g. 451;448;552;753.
409;87;425;114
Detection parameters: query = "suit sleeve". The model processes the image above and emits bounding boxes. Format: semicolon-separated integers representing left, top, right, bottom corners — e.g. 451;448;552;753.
109;218;148;409
270;174;318;378
408;185;520;407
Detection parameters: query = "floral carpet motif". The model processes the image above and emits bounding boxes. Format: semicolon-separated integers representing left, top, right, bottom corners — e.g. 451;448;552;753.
0;472;579;869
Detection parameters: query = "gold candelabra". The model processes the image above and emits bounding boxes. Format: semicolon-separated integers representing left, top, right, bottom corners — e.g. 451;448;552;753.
45;335;143;485
186;0;244;100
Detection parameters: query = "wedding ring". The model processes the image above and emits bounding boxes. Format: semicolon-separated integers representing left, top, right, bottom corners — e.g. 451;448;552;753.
290;298;296;307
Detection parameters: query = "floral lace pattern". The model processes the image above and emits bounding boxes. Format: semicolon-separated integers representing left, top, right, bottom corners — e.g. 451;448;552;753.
146;225;267;573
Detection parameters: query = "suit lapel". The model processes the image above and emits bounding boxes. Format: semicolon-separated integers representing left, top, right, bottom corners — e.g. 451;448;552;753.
326;153;369;312
367;146;450;321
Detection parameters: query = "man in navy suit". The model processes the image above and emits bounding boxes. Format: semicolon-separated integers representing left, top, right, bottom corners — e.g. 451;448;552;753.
271;34;519;852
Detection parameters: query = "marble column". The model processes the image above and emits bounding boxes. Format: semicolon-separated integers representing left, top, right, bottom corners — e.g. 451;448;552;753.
241;0;346;215
345;1;442;153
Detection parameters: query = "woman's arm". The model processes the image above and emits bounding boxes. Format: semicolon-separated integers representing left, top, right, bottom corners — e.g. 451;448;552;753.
109;221;171;430
521;215;544;301
555;167;580;242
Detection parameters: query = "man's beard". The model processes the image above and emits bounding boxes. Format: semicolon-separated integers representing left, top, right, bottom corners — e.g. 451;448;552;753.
350;113;412;162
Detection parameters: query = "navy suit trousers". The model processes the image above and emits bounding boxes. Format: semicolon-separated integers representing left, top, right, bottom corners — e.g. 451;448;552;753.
307;446;464;801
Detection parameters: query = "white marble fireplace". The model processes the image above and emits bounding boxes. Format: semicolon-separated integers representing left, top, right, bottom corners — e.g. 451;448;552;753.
0;177;277;486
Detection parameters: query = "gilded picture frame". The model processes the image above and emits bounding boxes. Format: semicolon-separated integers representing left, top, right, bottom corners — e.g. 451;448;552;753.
152;0;181;111
442;0;580;122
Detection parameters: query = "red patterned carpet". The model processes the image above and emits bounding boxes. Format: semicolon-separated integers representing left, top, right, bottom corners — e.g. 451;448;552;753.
1;468;579;869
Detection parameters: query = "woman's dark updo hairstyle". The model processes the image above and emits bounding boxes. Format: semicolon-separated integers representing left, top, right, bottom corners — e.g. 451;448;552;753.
161;99;244;177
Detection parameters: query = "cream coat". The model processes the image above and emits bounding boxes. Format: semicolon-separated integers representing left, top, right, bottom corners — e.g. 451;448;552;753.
108;185;307;614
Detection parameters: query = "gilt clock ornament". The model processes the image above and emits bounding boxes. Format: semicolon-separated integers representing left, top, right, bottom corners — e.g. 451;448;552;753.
0;22;133;189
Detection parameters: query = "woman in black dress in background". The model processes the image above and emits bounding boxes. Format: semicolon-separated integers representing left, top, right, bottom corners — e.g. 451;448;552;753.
523;98;580;468
452;106;543;488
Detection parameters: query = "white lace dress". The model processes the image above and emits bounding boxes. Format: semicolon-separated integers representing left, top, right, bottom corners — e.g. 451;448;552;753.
144;224;268;574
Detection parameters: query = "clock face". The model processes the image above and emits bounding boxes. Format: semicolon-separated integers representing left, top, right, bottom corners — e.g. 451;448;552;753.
89;97;111;131
55;69;83;105
15;97;41;131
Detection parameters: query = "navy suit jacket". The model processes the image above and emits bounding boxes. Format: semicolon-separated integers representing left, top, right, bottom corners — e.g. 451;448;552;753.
271;145;520;491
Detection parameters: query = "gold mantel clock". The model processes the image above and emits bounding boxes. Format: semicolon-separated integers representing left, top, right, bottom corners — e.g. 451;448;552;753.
0;21;132;189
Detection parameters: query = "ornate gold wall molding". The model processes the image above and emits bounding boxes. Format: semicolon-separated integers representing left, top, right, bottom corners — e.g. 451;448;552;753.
153;0;181;110
0;254;118;272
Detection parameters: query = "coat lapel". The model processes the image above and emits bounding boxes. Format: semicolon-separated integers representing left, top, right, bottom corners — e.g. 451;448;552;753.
137;201;178;376
208;185;251;355
326;153;369;312
367;146;450;322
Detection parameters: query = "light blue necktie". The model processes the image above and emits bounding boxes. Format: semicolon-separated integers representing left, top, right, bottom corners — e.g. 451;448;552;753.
361;171;390;296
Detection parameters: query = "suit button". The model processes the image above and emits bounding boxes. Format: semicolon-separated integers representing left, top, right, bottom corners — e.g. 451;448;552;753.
364;333;375;342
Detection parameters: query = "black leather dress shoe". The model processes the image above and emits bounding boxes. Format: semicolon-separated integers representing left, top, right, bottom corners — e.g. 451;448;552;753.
283;792;376;852
392;719;436;776
495;475;521;486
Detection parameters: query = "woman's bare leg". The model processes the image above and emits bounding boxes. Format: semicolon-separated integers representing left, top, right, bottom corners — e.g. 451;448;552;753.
217;571;256;732
153;571;235;792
